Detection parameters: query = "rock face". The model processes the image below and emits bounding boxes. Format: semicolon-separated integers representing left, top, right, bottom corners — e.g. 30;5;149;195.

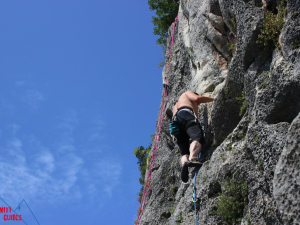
141;0;300;224
274;113;300;224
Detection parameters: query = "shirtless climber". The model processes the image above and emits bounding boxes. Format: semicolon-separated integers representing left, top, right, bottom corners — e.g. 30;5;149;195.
172;91;216;183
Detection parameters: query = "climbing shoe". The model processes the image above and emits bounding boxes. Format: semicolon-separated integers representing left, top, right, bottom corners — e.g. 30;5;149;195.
181;162;189;183
186;158;202;167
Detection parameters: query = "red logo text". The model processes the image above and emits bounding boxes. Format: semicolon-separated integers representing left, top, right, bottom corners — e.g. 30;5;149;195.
0;207;22;221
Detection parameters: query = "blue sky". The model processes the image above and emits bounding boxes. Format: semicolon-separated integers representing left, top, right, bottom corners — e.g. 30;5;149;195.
0;1;164;224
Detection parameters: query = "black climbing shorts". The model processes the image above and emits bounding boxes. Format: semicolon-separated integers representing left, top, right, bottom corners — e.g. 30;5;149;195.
174;107;205;156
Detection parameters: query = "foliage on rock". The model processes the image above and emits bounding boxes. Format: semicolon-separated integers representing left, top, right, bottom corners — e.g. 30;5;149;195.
148;0;179;47
212;178;248;224
133;135;154;202
236;89;247;116
176;212;183;224
257;0;287;50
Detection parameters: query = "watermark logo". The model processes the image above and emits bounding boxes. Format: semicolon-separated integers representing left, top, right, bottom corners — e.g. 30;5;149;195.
0;198;40;224
0;207;22;221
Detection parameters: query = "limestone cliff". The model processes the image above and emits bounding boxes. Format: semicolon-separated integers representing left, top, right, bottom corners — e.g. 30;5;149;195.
141;0;300;224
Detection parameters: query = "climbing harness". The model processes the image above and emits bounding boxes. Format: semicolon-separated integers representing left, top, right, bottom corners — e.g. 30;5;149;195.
135;15;178;225
192;151;201;225
169;107;198;141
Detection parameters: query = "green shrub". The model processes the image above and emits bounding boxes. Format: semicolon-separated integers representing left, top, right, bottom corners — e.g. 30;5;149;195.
224;87;230;98
260;75;268;89
238;131;246;141
257;0;287;50
212;178;248;224
166;175;175;183
171;161;175;169
227;16;236;29
221;154;226;161
236;89;247;116
169;206;176;214
258;158;264;171
290;41;300;49
186;50;190;58
148;0;179;47
134;146;151;186
246;215;251;225
227;42;236;51
225;144;232;151
169;184;177;193
176;212;183;224
169;184;178;200
134;136;153;202
259;72;270;89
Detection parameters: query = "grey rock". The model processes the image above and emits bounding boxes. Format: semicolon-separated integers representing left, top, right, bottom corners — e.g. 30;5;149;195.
274;113;300;225
139;0;300;224
280;0;300;63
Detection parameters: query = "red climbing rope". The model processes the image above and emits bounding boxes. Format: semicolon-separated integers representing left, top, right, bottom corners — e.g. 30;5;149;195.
136;15;178;225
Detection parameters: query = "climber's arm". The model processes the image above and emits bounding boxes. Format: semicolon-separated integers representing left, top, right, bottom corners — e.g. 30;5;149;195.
195;95;215;104
185;91;216;104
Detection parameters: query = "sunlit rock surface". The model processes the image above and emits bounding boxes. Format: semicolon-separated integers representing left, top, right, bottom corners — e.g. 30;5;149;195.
143;0;300;224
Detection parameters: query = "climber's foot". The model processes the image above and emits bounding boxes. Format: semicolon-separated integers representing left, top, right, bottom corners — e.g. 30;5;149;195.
186;158;202;168
181;162;189;183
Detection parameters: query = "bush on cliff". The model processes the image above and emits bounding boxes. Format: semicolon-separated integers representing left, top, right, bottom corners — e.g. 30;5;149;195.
148;0;179;47
211;178;248;224
133;135;154;202
257;0;286;50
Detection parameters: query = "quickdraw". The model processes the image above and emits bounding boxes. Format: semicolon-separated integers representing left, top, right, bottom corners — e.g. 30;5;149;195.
192;186;198;203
